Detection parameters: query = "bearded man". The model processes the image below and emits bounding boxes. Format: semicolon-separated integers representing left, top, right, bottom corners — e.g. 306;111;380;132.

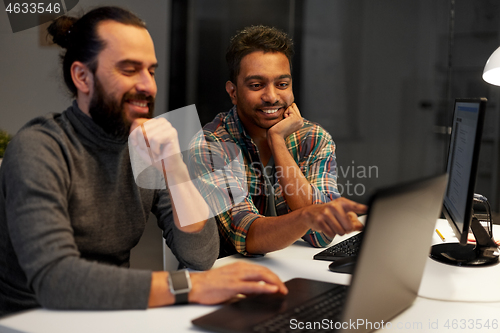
0;7;286;318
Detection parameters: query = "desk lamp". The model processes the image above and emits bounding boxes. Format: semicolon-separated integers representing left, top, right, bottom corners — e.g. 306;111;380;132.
482;46;500;226
483;46;500;86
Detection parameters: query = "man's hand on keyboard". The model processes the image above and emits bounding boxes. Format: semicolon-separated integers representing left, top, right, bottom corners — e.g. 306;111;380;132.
189;262;288;305
300;197;367;238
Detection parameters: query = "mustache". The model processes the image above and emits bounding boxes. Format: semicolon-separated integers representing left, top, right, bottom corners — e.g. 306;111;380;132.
258;102;287;109
123;93;155;104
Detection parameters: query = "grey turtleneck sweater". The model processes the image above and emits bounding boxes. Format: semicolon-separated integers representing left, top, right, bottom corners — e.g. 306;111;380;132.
0;101;219;317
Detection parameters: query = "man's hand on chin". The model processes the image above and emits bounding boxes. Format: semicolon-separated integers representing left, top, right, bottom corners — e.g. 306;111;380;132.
129;117;211;232
129;117;184;173
130;118;150;133
267;103;304;143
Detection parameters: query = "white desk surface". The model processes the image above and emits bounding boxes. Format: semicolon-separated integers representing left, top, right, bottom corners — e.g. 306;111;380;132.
1;219;499;333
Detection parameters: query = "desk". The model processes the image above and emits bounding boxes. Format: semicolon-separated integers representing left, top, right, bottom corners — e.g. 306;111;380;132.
1;219;499;333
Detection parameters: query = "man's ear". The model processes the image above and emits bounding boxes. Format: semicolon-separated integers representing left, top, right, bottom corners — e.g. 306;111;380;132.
71;61;93;95
225;80;237;105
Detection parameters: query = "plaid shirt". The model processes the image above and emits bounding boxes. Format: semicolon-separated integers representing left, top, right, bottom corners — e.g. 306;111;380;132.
189;106;340;256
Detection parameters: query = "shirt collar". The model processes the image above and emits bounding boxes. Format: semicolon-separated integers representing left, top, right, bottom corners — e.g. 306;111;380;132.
225;106;254;146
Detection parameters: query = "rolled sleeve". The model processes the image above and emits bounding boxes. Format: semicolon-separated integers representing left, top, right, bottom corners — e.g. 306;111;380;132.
217;196;264;256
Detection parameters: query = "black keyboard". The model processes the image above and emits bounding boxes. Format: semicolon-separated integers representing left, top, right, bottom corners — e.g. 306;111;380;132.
251;284;348;333
313;232;363;261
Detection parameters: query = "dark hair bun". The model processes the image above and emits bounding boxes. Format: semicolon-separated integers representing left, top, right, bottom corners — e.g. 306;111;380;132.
47;16;78;48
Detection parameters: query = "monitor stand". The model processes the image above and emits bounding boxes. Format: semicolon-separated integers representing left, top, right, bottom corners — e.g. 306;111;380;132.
430;218;499;266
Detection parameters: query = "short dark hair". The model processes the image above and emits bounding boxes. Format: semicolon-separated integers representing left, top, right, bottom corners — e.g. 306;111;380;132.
226;25;294;84
47;6;146;97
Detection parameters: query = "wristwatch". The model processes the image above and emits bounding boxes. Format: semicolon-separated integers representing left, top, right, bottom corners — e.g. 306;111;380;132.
167;269;191;304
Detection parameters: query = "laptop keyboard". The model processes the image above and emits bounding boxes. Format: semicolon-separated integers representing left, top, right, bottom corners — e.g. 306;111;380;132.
313;232;363;261
251;284;348;332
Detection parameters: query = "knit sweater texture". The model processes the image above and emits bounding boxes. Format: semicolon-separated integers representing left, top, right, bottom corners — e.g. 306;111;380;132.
0;101;218;317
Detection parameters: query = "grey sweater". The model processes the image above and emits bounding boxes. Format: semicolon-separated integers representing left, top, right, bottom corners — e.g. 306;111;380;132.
0;102;219;317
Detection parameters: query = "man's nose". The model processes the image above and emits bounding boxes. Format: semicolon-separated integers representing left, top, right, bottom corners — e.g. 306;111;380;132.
136;70;157;97
261;85;279;104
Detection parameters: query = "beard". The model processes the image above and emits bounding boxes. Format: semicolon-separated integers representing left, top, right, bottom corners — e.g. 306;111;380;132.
89;78;155;140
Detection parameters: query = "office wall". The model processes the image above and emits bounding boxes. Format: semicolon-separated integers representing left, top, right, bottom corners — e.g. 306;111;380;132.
451;0;500;210
169;0;500;207
301;0;451;203
172;0;453;204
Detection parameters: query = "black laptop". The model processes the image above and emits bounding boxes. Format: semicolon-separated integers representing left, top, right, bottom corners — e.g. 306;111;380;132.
192;174;448;333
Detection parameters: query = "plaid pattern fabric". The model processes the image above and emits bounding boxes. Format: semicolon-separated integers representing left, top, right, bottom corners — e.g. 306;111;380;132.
189;106;340;256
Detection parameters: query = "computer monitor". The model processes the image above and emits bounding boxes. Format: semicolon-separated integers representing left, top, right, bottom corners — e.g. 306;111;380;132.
430;97;499;266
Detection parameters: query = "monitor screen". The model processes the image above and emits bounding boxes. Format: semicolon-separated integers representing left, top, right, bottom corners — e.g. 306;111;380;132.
442;98;486;244
428;98;497;266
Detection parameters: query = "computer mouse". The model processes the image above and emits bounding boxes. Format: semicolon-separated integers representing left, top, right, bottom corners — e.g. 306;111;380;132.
328;256;358;274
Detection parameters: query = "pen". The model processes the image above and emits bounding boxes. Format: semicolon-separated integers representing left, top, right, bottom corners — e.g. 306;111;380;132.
435;229;445;242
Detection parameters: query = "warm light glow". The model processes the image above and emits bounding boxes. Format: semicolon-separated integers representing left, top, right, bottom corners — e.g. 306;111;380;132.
483;46;500;86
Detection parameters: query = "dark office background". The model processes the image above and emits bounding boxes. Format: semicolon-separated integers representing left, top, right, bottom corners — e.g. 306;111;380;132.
1;0;499;269
166;0;500;211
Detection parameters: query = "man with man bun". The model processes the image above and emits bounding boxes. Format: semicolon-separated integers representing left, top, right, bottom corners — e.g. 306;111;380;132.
0;7;286;317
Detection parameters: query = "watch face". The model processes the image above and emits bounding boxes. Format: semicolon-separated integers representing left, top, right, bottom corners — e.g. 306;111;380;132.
170;270;191;294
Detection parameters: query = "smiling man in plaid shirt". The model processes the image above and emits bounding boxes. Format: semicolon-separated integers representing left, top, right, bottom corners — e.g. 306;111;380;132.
190;26;367;257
